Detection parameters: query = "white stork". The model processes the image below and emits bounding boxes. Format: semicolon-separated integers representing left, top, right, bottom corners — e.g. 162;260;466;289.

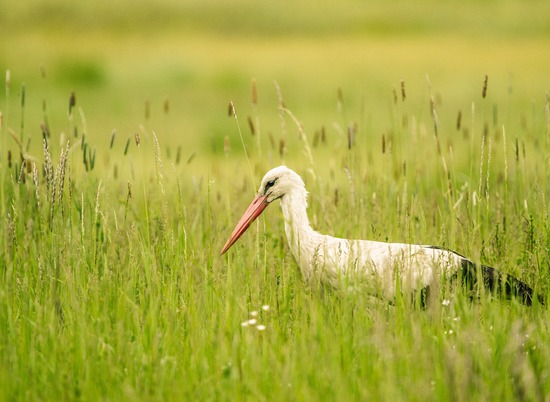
221;166;539;306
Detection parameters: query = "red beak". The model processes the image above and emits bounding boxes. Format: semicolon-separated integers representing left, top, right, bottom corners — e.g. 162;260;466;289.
221;194;270;254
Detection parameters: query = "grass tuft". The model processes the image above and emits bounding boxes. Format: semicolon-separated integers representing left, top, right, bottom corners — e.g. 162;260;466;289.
0;72;548;402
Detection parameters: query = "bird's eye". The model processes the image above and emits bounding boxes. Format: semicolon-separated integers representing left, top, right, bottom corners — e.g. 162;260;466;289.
265;178;277;191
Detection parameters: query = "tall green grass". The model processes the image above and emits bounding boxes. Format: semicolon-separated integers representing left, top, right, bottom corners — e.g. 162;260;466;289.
1;71;549;402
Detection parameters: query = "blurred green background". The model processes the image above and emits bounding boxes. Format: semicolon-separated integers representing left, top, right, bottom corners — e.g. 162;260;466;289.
1;0;549;170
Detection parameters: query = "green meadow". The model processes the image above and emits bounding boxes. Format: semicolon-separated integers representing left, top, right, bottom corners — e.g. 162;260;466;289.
1;0;550;400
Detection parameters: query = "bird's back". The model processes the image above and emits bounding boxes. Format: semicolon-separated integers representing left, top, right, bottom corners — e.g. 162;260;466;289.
297;234;464;299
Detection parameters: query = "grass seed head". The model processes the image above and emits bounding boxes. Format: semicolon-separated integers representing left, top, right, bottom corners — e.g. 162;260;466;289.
228;101;236;117
347;123;356;150
40;123;49;139
313;130;319;147
482;75;488;98
279;138;286;158
247;115;255;136
110;130;116;149
69;91;76;115
42;137;54;200
124;137;130;155
21;83;26;108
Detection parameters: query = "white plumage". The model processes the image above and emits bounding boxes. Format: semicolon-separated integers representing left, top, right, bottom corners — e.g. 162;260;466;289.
221;166;538;304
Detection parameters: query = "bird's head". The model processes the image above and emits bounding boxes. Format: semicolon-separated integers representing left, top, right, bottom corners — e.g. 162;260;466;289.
221;166;304;254
258;165;305;203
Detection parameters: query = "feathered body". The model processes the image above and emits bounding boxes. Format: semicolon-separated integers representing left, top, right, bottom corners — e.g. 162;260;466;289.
222;166;539;305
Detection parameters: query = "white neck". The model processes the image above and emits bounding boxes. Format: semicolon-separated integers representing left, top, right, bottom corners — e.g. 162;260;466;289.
279;187;323;275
